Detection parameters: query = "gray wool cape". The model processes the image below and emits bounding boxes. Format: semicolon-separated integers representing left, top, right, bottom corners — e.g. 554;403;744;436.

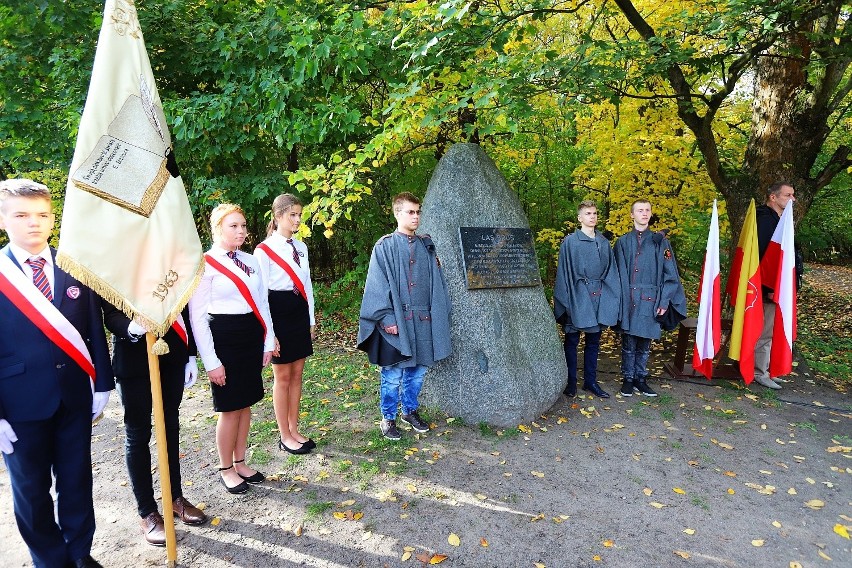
553;229;621;333
357;232;452;367
613;229;687;340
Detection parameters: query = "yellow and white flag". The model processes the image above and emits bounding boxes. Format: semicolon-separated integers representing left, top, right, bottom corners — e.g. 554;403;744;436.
58;0;202;335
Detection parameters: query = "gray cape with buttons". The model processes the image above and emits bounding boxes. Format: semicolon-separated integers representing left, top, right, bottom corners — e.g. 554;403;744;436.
357;232;452;367
553;229;621;333
613;229;687;339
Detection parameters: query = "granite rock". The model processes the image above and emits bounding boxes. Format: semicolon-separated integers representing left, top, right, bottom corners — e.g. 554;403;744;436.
419;143;566;426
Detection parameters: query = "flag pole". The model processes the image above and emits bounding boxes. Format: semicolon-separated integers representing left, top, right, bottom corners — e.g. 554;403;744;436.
146;333;178;567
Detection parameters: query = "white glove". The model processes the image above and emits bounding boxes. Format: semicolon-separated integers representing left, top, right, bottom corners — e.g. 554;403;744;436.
184;356;198;388
92;391;110;420
127;320;147;341
0;419;18;454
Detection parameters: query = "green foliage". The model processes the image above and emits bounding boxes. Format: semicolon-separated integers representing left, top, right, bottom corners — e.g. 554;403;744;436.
798;180;852;263
313;268;367;329
2;0;849;275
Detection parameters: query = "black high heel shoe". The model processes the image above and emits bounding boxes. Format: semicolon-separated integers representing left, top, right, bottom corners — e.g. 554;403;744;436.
278;438;310;455
218;465;249;494
234;459;265;484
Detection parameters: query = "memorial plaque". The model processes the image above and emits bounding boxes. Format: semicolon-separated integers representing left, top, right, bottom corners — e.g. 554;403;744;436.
459;227;540;289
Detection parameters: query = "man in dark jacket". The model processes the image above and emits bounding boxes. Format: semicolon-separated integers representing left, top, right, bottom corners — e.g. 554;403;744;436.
753;182;796;389
0;179;113;568
102;304;207;545
614;199;687;397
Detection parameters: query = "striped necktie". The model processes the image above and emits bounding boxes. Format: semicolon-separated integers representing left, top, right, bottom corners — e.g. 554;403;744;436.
26;257;53;301
286;238;301;266
226;251;252;275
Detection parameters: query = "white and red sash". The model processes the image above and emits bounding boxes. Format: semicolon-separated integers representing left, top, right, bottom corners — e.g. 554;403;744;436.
0;253;96;385
171;313;188;348
256;242;307;300
203;253;267;335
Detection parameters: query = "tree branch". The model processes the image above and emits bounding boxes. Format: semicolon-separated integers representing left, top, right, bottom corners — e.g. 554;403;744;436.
813;146;851;191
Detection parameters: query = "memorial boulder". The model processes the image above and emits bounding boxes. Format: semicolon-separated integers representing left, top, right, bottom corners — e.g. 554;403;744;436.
419;143;566;426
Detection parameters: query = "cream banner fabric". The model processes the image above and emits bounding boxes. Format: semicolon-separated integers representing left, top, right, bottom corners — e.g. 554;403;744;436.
58;0;202;336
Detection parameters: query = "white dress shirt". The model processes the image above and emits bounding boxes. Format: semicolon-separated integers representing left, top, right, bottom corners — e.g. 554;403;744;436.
9;243;55;292
254;232;316;325
189;246;275;371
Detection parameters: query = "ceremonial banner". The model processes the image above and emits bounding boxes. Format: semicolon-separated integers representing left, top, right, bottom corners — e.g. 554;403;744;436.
57;0;202;335
759;202;797;377
725;200;763;384
692;200;720;379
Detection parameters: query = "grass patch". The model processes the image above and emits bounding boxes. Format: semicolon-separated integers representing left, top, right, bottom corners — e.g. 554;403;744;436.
479;422;499;438
691;495;709;511
305;501;334;519
797;280;852;389
792;421;817;432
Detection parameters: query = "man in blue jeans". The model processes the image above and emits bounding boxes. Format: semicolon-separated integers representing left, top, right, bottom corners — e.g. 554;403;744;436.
357;192;452;440
613;199;686;397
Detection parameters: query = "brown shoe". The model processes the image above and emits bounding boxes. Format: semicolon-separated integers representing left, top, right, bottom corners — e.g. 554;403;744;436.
172;496;207;525
139;511;166;546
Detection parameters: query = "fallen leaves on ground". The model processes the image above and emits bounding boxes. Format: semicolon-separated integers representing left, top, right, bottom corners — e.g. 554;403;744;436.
673;550;690;559
448;533;460;547
834;524;850;539
804;499;825;510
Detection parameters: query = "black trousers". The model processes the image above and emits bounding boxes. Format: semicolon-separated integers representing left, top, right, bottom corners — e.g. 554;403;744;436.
3;401;95;567
116;361;185;517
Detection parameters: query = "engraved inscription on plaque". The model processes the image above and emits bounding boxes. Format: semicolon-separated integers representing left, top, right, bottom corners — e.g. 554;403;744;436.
459;227;541;289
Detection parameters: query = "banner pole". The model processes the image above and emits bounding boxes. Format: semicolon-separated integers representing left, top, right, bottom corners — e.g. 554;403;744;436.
147;333;178;567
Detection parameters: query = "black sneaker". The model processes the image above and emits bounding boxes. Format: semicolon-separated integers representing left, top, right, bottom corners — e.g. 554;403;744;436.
634;380;658;397
381;418;401;440
619;380;633;397
400;411;430;433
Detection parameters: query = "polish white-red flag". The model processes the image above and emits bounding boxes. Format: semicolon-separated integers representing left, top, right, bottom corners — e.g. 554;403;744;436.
692;200;721;378
759;201;797;377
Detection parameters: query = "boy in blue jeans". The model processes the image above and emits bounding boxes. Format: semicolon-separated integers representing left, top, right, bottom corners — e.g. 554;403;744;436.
357;193;452;440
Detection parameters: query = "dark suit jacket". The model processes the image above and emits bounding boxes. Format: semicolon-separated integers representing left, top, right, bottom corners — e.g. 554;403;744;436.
102;302;196;378
0;245;114;422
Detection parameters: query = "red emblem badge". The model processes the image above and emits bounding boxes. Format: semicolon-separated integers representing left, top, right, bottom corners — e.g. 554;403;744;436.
66;286;81;299
663;249;672;260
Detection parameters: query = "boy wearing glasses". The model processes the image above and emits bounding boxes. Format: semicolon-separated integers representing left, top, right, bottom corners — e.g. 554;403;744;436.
358;192;452;440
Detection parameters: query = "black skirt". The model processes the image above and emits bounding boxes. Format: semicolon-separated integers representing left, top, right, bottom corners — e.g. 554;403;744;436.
209;313;264;412
269;290;313;364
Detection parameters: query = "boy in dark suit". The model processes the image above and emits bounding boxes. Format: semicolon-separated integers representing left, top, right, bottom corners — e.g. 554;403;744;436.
0;178;114;568
102;303;207;546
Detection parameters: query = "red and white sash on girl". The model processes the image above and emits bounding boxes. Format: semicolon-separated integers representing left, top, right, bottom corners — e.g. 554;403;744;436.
203;253;267;335
255;242;307;300
171;313;188;348
0;254;96;385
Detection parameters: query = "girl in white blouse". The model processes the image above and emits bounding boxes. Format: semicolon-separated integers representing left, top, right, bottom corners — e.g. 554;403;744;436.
255;194;316;454
189;204;275;493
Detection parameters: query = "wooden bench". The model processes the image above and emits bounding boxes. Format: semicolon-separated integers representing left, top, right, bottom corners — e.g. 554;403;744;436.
663;317;742;380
